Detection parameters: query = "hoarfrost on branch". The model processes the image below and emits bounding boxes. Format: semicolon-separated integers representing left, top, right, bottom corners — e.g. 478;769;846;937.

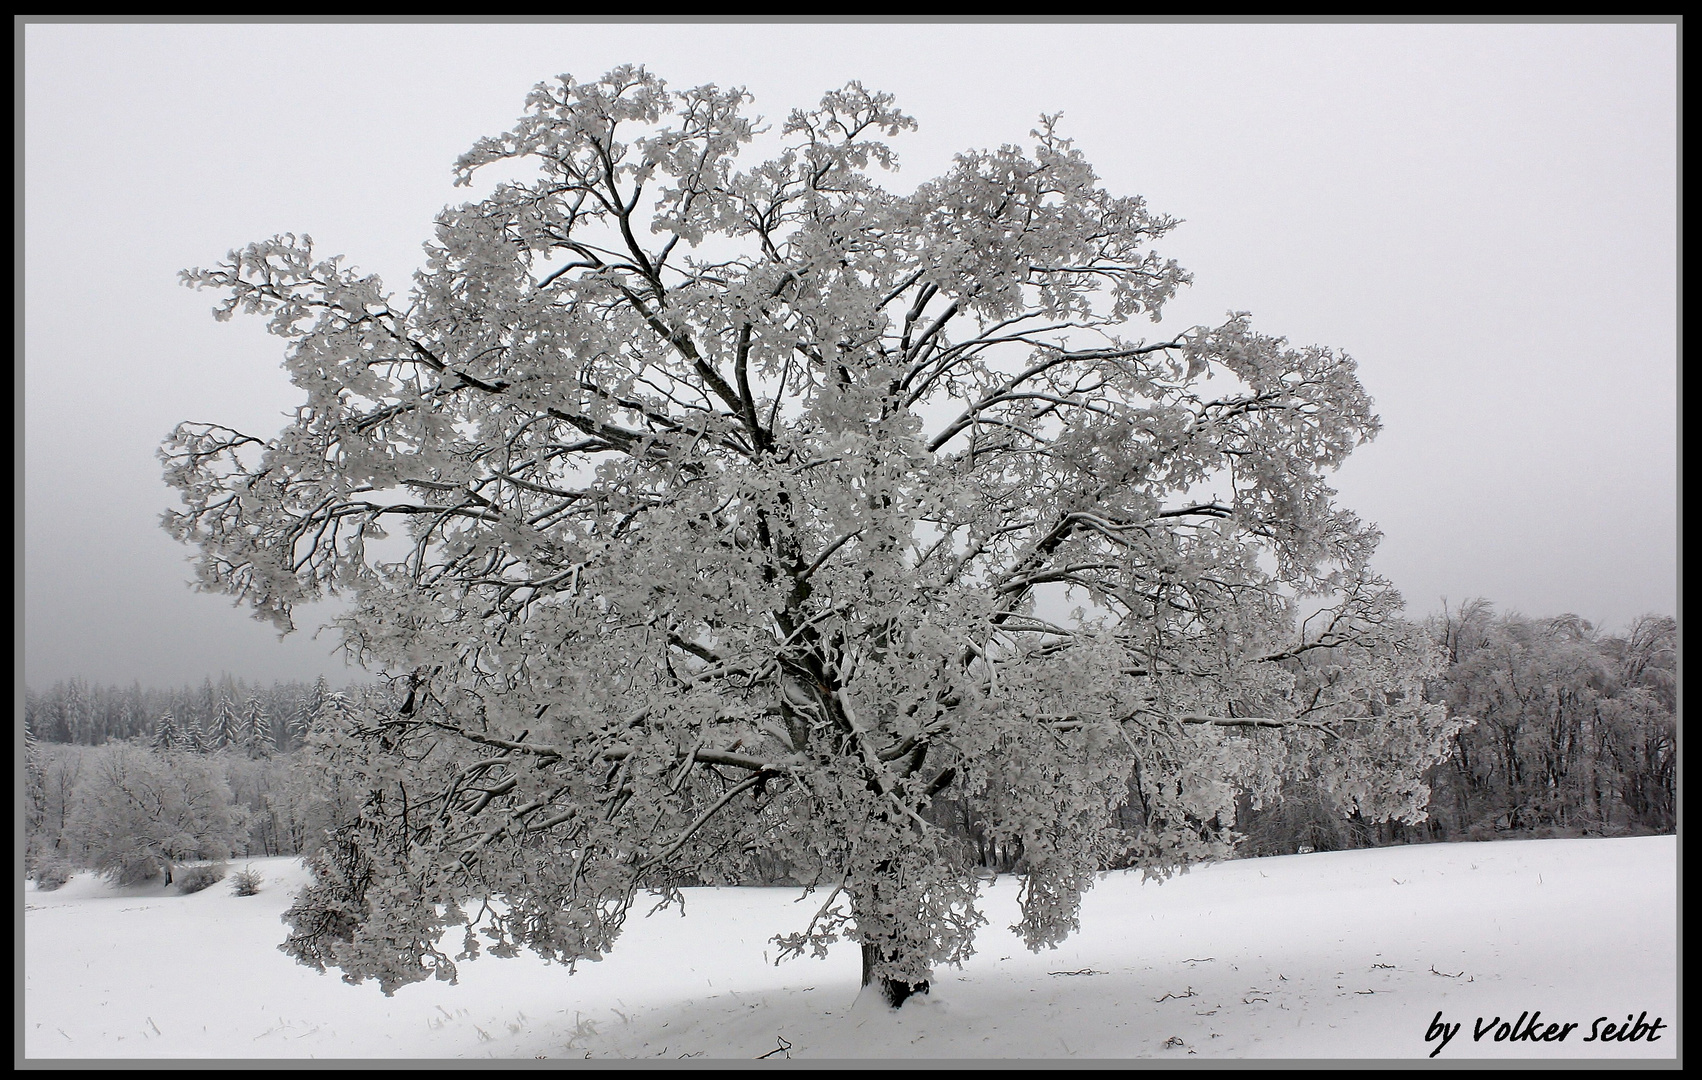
162;66;1456;1002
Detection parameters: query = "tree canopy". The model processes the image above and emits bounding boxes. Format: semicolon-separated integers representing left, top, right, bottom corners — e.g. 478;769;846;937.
64;743;245;886
163;66;1456;1003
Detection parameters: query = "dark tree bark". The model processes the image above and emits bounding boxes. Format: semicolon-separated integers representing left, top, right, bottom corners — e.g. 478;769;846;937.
861;942;929;1008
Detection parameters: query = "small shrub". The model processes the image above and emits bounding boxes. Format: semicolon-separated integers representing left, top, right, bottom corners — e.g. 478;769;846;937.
32;858;75;892
176;862;227;894
231;865;264;896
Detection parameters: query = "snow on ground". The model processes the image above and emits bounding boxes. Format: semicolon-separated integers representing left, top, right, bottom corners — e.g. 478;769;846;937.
22;836;1676;1060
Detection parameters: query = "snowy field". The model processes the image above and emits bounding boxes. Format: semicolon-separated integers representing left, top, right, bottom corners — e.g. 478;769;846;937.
23;836;1676;1061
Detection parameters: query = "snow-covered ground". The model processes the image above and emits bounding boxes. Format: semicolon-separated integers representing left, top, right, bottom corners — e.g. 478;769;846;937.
23;836;1676;1060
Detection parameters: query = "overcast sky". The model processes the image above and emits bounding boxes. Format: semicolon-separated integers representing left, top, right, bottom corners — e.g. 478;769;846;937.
21;20;1678;690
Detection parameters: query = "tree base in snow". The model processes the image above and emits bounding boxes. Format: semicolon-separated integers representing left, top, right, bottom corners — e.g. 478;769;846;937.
861;943;930;1008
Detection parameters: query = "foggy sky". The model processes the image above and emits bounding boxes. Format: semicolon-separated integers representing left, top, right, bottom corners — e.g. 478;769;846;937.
22;20;1679;689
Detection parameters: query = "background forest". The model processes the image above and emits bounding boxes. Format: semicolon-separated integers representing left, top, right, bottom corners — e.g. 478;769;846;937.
22;602;1676;892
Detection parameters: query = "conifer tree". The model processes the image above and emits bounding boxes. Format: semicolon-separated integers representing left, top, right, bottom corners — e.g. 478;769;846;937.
151;710;182;753
244;693;276;756
209;696;244;751
64;679;92;745
289;676;328;748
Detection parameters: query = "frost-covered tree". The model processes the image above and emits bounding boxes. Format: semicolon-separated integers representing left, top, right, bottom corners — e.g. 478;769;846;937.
208;696;244;751
195;677;218;731
151;710;184;753
306;690;361;739
64;743;246;886
25;702;42;757
183;716;211;756
24;709;46;862
243;693;276;756
288;676;327;748
25;744;87;873
163;67;1456;1003
123;681;146;742
64;678;94;745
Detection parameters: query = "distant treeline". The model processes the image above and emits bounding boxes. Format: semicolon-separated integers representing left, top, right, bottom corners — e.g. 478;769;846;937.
22;675;378;754
1239;605;1677;854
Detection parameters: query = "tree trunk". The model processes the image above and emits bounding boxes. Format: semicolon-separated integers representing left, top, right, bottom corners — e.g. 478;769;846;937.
861;942;929;1008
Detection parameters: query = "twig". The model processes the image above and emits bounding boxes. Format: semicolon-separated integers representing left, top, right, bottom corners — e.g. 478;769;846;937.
756;1035;792;1059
